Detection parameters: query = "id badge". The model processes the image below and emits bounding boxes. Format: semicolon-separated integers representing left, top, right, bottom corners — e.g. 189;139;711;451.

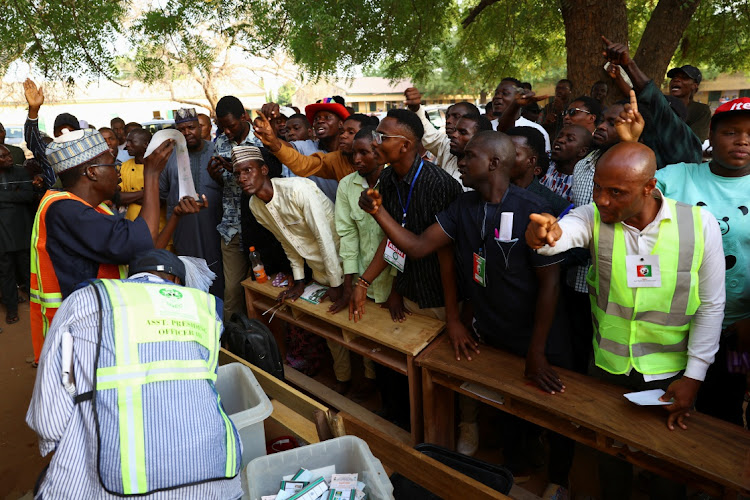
626;254;661;288
473;252;486;287
384;239;406;272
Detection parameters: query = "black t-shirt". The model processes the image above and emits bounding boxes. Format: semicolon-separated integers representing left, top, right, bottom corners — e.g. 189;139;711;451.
379;155;462;308
436;184;571;362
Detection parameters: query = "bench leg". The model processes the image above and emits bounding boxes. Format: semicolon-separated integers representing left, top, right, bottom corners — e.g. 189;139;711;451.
407;355;423;444
422;368;455;449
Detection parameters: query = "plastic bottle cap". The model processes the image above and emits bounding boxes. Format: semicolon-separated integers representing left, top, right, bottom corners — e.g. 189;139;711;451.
249;246;256;251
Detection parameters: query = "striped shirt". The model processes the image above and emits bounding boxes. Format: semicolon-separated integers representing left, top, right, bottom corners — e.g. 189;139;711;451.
379;155;463;308
26;274;243;500
569;149;603;292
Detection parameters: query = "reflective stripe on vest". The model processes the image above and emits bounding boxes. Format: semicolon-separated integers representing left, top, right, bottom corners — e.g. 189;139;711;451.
586;198;704;375
96;280;238;495
30;191;127;362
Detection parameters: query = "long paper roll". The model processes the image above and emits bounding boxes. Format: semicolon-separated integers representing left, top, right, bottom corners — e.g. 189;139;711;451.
144;129;197;200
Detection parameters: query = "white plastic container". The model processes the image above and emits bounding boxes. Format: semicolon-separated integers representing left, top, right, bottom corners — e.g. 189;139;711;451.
245;436;394;500
216;363;273;469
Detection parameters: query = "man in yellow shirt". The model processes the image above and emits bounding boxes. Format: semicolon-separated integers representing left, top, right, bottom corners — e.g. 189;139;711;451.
119;128;168;233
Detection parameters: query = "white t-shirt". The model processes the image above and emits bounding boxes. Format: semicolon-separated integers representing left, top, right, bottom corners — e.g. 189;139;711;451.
491;116;551;152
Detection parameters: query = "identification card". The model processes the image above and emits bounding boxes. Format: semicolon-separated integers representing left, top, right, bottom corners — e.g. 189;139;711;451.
384;239;406;272
626;254;661;288
473;252;486;287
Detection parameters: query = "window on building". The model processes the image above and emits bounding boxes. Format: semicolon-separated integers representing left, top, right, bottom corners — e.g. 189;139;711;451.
352;102;360;112
707;91;722;103
740;89;750;98
369;102;376;112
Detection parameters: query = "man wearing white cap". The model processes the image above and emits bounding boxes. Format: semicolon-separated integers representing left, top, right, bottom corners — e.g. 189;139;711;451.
232;145;357;390
29;129;174;365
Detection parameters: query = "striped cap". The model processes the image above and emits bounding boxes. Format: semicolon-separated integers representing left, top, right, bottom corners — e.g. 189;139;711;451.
45;129;109;174
231;145;264;167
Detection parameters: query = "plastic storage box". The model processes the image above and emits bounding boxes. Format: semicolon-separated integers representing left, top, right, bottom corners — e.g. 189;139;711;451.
245;436;394;500
216;363;273;469
389;443;513;498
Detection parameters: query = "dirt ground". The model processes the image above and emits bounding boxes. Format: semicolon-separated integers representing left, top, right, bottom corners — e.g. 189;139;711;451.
0;300;50;500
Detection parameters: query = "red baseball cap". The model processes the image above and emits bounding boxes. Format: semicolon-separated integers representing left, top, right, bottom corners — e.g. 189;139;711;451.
711;97;750;129
305;97;350;124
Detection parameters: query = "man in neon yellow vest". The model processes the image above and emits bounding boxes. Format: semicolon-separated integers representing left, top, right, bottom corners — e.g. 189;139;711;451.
527;142;725;426
26;249;242;499
526;142;725;497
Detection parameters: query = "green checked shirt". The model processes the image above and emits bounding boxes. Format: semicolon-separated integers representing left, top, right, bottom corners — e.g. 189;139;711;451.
334;171;393;303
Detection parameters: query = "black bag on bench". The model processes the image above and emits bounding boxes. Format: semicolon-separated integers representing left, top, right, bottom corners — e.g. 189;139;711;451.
224;312;285;381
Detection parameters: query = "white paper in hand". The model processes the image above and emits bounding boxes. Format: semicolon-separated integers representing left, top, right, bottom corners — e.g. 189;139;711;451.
144;129;198;200
624;389;672;406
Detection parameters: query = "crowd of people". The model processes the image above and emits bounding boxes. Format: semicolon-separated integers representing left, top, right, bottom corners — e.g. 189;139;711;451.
2;37;748;500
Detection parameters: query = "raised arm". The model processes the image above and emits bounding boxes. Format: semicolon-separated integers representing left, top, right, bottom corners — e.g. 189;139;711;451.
602;36;649;93
23;79;55;189
138;140;174;242
359;188;451;257
496;90;549;133
253;112;337;178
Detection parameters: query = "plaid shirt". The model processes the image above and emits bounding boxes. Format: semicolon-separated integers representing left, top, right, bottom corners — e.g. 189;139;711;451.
569;149;602;292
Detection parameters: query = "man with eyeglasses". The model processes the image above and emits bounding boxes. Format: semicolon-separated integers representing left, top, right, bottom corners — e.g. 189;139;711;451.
29;129;175;365
351;108;461;430
351;109;462;321
562;96;602;133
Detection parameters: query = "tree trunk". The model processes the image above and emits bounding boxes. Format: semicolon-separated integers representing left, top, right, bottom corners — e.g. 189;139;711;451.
633;0;701;89
560;0;628;102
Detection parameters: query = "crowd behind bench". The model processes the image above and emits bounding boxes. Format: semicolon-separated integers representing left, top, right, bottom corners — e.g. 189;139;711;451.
3;36;748;500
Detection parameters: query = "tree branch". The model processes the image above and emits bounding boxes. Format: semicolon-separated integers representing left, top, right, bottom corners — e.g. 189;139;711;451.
462;0;501;28
168;85;209;109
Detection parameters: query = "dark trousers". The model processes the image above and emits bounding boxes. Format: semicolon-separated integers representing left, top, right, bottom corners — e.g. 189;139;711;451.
696;332;748;427
564;286;593;374
589;363;686;500
0;249;29;314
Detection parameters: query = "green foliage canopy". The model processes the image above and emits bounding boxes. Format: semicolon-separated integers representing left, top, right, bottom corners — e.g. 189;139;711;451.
1;0;748;92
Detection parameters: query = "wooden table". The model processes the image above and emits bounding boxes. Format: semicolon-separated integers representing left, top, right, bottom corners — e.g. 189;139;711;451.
242;278;445;443
417;335;750;498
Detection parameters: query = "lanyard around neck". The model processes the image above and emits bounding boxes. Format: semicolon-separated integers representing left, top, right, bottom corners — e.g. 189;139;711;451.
396;160;424;227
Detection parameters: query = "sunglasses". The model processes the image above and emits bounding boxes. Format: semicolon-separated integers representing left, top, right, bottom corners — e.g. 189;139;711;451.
563;108;592;118
372;130;409;145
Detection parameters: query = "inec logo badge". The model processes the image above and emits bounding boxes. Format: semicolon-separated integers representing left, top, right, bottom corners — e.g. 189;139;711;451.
158;288;184;309
637;265;652;277
159;288;183;299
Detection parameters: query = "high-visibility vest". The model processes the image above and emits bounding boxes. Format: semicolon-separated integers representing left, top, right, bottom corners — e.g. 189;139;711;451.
586;198;704;375
29;191;126;362
86;279;240;495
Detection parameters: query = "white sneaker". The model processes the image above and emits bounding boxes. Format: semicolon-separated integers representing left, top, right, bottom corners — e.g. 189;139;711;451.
456;422;479;456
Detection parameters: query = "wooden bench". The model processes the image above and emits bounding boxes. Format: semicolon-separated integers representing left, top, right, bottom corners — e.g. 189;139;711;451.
241;278;445;443
416;335;750;498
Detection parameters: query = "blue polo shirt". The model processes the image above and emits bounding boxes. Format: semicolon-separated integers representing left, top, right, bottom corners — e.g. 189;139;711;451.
436;184;571;362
